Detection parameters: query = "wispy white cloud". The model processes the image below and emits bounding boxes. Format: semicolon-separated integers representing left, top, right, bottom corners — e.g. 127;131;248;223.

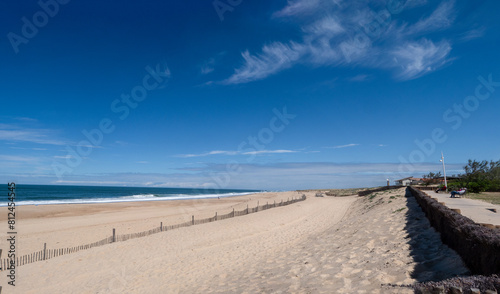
53;180;126;186
459;27;485;42
0;128;67;145
201;58;215;75
76;144;103;149
177;149;297;158
201;65;214;75
302;15;344;37
224;1;461;84
223;42;305;84
348;74;371;82
407;0;456;35
242;150;297;155
391;39;452;80
273;0;340;18
327;143;360;149
10;147;48;151
200;52;227;75
177;150;238;158
0;155;40;163
53;155;74;159
273;0;320;18
14;117;38;122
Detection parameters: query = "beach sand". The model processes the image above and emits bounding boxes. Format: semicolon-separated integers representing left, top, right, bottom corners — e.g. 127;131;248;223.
0;188;469;293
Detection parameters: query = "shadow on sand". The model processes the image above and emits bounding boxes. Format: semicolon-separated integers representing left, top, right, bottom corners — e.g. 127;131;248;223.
402;188;470;283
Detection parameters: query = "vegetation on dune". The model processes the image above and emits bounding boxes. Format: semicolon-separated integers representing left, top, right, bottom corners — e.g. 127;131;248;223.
298;188;368;197
447;159;500;193
422;159;500;194
299;186;405;198
392;207;406;213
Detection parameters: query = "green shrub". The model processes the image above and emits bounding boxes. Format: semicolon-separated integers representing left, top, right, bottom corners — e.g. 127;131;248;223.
467;182;484;193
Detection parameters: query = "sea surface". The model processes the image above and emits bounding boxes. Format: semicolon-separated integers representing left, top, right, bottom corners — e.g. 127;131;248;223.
1;184;261;206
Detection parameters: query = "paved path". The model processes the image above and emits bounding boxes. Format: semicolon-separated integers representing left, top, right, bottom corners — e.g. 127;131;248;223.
424;191;500;226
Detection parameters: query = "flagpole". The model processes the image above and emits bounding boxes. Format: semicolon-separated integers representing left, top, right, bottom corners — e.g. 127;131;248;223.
440;151;447;192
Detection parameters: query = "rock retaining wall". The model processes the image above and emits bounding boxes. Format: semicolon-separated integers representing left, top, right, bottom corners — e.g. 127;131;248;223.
407;186;500;275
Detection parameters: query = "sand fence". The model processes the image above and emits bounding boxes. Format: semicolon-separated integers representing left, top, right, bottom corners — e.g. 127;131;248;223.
0;195;306;271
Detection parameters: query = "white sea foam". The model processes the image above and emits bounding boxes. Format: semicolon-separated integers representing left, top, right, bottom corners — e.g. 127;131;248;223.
0;192;257;206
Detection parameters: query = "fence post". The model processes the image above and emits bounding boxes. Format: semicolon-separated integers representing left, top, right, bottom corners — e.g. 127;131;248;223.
246;204;249;214
43;243;46;260
192;215;194;225
112;228;116;243
257;201;259;212
232;208;235;217
215;212;218;221
160;222;163;232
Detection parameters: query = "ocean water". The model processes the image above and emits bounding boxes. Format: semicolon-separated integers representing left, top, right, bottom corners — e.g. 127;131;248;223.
1;184;261;206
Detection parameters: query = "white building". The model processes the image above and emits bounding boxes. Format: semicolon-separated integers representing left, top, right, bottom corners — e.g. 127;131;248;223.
394;177;423;186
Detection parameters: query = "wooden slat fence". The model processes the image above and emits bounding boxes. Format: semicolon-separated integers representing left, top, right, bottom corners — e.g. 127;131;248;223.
0;195;306;271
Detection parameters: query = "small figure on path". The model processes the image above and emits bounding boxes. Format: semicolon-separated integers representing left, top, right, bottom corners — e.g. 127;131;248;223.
450;188;467;198
435;186;447;193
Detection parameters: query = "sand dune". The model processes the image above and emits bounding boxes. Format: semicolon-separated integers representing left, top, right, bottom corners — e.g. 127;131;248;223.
0;189;469;293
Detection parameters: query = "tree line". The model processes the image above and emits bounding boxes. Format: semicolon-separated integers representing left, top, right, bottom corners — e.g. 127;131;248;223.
422;159;500;193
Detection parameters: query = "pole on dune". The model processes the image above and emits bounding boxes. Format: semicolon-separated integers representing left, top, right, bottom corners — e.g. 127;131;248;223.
440;151;447;192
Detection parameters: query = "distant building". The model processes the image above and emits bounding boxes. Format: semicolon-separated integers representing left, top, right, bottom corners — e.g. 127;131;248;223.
394;177;423;186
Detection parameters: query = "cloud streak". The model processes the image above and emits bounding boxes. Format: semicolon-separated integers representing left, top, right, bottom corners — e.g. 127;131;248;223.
327;143;360;149
0;155;41;163
223;0;461;84
177;149;297;158
407;0;456;35
273;0;341;18
391;39;452;80
0;127;67;145
223;42;305;84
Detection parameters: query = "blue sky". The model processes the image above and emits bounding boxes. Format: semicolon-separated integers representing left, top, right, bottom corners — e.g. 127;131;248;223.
1;0;499;190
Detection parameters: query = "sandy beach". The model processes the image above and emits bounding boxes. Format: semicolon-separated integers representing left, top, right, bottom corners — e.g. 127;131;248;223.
0;188;469;293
